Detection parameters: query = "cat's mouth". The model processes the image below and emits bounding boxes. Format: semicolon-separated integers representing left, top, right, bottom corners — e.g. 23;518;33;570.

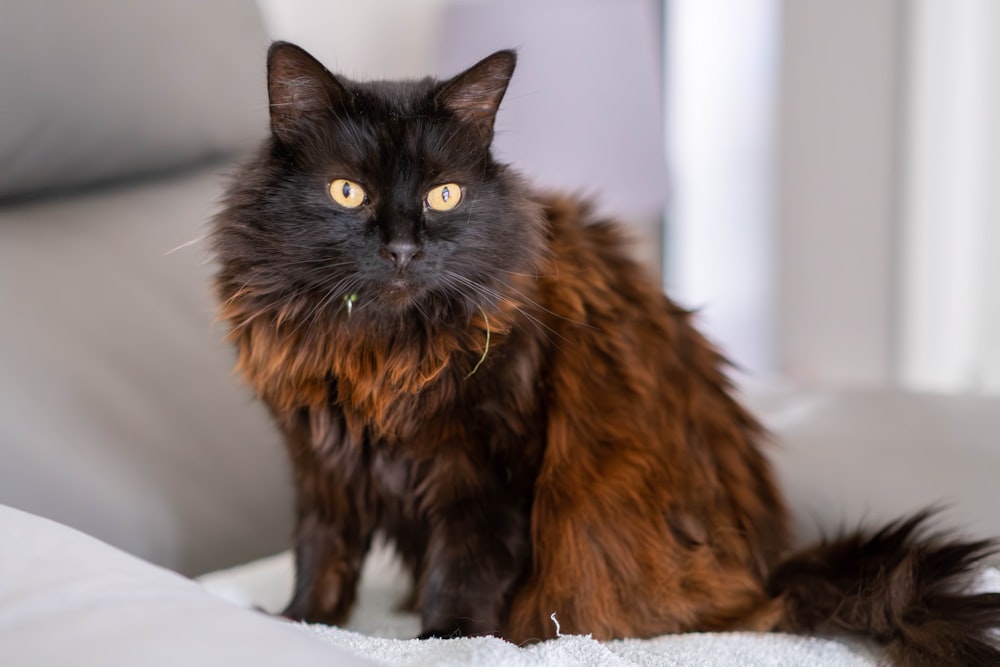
366;264;438;311
387;277;410;291
381;276;417;301
375;275;428;309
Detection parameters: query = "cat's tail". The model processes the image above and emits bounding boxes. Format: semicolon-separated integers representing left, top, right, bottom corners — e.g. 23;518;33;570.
766;510;1000;666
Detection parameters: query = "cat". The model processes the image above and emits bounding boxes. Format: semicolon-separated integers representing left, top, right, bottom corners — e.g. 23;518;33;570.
212;41;1000;665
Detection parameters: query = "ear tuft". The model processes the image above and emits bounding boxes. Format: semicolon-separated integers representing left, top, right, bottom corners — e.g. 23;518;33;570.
267;41;345;142
437;50;517;140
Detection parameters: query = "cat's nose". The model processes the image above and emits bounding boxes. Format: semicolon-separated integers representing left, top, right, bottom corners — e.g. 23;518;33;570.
384;239;419;271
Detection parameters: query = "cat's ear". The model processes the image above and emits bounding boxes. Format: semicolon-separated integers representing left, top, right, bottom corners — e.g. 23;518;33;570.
267;41;347;143
436;50;517;141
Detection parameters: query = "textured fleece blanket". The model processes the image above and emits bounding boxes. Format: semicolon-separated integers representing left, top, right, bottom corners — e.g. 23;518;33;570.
200;543;1000;667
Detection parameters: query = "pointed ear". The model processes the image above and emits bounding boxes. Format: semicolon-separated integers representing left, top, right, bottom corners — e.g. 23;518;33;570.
436;50;517;140
267;41;346;143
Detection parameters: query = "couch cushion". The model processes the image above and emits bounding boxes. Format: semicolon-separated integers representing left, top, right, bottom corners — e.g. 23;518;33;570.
0;0;268;200
745;383;1000;546
0;164;292;576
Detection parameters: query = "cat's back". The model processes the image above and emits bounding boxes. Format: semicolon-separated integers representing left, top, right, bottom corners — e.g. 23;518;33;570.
530;191;683;339
522;190;717;468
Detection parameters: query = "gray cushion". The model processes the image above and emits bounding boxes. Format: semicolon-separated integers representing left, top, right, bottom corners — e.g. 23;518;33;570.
0;0;269;200
746;383;1000;547
0;164;292;576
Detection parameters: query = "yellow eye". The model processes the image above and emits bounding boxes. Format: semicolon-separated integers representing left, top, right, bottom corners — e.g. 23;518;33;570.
329;178;366;209
425;183;463;212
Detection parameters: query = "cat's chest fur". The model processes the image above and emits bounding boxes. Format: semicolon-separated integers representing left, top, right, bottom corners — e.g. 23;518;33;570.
334;321;545;449
310;325;548;541
227;274;543;446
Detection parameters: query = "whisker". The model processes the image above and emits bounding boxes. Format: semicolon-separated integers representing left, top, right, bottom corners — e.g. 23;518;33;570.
490;275;600;332
441;271;570;346
166;236;205;256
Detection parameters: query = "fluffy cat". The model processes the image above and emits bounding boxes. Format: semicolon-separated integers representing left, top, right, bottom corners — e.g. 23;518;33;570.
212;42;1000;665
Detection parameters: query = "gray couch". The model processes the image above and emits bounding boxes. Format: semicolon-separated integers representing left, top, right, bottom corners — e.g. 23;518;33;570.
0;0;292;576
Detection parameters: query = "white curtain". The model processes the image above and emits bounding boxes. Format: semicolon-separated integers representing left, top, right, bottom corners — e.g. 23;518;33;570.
664;0;780;378
666;0;999;396
899;0;1000;394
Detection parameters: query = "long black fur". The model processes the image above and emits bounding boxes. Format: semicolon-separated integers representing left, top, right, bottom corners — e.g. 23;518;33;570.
769;511;1000;666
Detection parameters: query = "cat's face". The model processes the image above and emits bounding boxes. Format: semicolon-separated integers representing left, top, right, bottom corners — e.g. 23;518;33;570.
216;43;544;325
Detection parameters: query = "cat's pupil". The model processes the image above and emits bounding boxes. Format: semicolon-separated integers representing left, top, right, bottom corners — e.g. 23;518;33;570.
441;186;450;203
342;182;352;198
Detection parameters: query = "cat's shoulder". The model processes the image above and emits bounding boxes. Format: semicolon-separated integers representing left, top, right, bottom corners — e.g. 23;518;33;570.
524;189;671;328
531;190;644;272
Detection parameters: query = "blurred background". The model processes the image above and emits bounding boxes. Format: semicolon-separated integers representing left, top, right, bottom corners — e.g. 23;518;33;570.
1;0;997;575
255;0;1000;395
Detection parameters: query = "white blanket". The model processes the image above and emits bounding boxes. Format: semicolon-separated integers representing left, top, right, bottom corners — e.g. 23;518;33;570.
1;501;993;667
202;544;1000;667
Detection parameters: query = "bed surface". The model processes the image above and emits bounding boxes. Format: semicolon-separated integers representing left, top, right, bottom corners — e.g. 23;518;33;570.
7;499;996;667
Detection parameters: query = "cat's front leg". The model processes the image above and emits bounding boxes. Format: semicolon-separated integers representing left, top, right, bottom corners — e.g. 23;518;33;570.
415;494;531;638
280;410;374;626
282;504;370;625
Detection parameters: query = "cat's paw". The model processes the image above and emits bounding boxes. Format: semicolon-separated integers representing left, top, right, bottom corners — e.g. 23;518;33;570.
280;599;348;626
416;627;463;640
417;617;496;639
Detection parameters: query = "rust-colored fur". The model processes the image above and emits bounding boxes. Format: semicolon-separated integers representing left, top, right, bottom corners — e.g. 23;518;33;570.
212;42;1000;664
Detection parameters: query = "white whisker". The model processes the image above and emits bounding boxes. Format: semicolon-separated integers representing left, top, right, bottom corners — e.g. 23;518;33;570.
166;236;204;256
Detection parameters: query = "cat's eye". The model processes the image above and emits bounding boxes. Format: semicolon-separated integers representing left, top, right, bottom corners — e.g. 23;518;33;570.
425;183;463;212
329;178;367;209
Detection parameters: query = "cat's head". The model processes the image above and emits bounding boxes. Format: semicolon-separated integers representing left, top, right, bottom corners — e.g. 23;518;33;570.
214;42;545;328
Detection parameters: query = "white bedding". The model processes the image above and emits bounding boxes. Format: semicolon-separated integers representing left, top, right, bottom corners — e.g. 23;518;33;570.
2;494;998;667
200;543;1000;667
0;501;886;667
3;506;998;667
0;504;370;667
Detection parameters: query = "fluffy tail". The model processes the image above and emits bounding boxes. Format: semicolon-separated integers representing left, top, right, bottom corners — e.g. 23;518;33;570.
767;511;1000;666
